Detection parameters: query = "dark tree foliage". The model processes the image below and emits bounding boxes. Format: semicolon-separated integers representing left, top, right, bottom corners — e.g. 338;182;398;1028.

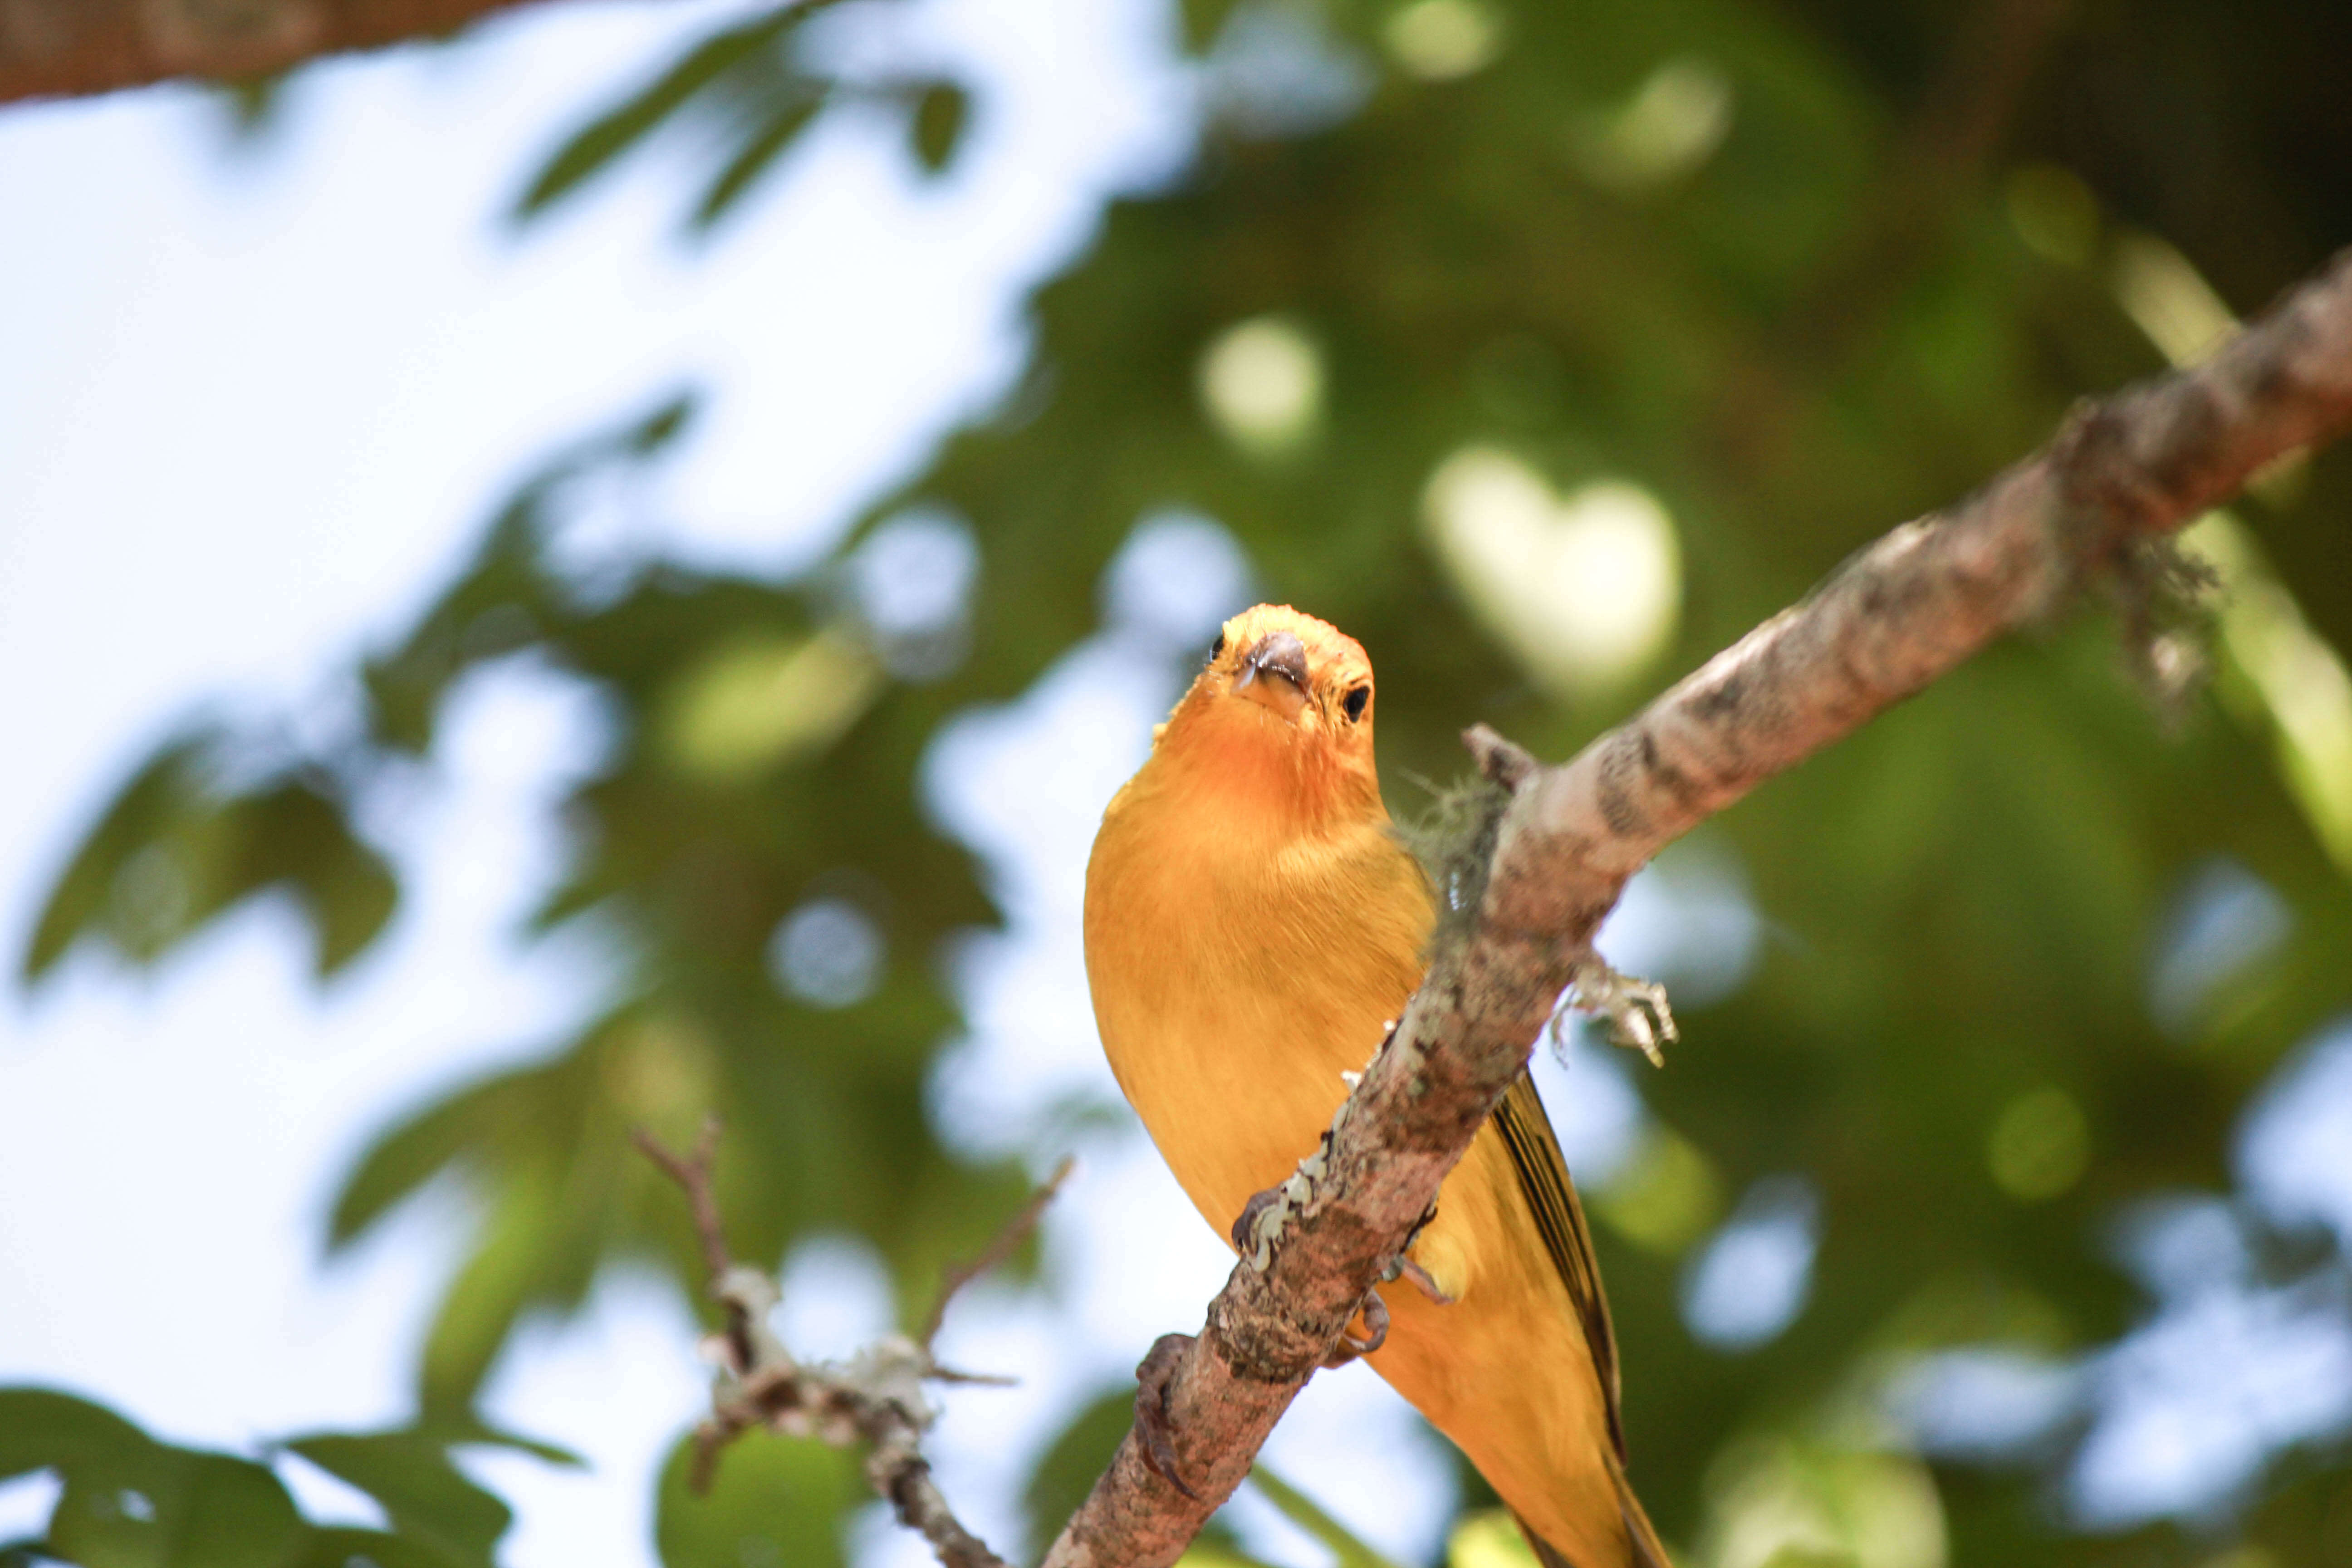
12;0;2352;1565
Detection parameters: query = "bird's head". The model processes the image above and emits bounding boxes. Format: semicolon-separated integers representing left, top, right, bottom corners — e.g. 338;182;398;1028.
1155;603;1385;826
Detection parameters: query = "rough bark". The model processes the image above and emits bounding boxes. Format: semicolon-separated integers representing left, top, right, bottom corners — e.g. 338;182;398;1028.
0;0;566;104
1040;247;2352;1568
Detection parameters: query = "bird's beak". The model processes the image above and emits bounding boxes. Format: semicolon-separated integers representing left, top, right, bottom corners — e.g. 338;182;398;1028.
1233;631;1310;722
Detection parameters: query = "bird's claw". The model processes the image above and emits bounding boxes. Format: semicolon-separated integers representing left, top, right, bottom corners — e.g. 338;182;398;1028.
1229;1187;1281;1256
1132;1332;1199;1499
1564;953;1677;1068
1322;1286;1391;1368
1390;1254;1455;1305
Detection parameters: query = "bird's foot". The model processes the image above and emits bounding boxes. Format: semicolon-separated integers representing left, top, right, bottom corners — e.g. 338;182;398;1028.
1229;1187;1281;1254
1374;1202;1454;1305
1563;952;1678;1068
1387;1254;1455;1305
1321;1286;1391;1368
1132;1332;1199;1498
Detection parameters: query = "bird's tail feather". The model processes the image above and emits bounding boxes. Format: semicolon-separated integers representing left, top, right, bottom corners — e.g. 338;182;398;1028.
1511;1455;1671;1568
1607;1447;1673;1568
1510;1516;1580;1568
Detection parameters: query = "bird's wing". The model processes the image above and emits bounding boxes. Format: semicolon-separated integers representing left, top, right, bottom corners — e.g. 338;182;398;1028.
1493;1072;1674;1567
1490;1070;1625;1458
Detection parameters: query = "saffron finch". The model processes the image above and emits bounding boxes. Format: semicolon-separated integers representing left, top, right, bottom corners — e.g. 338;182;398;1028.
1084;603;1667;1568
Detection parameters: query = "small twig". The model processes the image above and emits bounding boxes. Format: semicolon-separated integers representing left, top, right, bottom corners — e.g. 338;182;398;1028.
919;1156;1075;1351
634;1119;760;1374
632;1122;1037;1568
632;1118;731;1279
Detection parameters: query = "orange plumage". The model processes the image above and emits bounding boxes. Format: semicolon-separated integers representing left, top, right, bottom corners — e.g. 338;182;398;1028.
1083;604;1666;1568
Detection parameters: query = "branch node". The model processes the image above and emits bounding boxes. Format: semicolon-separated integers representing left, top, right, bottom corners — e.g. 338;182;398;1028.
1463;723;1538;789
634;1123;1019;1568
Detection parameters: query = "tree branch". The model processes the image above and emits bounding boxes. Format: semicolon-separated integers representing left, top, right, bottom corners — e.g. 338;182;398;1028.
1039;247;2352;1568
0;0;569;106
919;1156;1074;1352
634;1123;1068;1568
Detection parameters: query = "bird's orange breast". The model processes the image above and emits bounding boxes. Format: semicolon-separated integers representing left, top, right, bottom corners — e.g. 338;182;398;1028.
1084;762;1431;1233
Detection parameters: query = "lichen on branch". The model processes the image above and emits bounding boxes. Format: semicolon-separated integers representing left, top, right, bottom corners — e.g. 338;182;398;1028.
634;1123;1069;1568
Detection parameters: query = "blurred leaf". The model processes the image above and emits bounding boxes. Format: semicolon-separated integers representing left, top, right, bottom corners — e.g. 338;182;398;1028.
18;740;394;984
1246;1465;1405;1568
284;1432;510;1567
0;1389;157;1481
908;81;969;175
1446;1509;1539;1568
2;1390;300;1568
48;1450;306;1568
421;1418;585;1471
513;6;808;219
283;1528;470;1568
235;778;399;978
1178;0;1249;54
215;73;289;141
360;390;697;756
0;1391;534;1568
416;1156;578;1415
1020;1388;1134;1549
20;735;215;982
655;1428;861;1568
692;95;828;228
1176;1543;1284;1568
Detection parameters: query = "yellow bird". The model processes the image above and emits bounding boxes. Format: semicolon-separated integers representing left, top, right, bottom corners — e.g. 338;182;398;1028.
1084;603;1667;1568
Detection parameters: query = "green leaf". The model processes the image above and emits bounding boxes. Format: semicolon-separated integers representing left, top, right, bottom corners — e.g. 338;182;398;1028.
0;1392;545;1568
0;1389;157;1482
44;1450;304;1568
326;1062;544;1250
14;740;397;985
231;780;399;979
1020;1389;1134;1551
214;73;289;141
625;391;700;456
358;388;699;756
20;735;214;982
417;1418;585;1472
415;1161;577;1415
282;1526;468;1568
693;95;828;229
514;6;805;219
1246;1465;1405;1568
1176;0;1248;54
283;1434;510;1568
655;1429;861;1568
908;82;970;175
166;1455;309;1568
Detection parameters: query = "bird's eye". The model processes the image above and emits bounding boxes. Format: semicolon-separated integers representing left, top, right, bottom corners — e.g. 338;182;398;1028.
1342;684;1371;722
1209;632;1226;662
